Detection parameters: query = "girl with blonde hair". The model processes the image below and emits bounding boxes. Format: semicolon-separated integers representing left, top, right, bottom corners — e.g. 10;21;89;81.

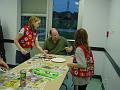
14;16;48;64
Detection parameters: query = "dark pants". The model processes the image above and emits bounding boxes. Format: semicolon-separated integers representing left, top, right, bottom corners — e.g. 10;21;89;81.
74;84;87;90
16;50;30;64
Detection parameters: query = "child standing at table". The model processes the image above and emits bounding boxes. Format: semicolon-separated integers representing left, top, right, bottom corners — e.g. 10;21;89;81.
67;28;94;90
14;16;48;64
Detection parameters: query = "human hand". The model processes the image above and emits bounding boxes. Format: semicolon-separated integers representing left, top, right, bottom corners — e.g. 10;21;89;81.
0;66;8;72
46;55;55;59
67;63;74;68
65;47;71;52
44;50;48;53
21;49;28;55
0;58;9;70
67;63;82;68
44;54;50;59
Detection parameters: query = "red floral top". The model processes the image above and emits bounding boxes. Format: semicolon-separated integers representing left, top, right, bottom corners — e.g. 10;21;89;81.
18;25;37;48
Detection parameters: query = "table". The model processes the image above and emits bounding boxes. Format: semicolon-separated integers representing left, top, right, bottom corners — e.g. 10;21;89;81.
0;54;73;90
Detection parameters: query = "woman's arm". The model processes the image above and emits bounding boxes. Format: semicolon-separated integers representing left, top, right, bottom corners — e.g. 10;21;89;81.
34;37;48;57
14;33;28;54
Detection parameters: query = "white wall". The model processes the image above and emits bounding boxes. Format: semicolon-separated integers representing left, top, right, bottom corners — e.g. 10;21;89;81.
93;51;120;90
104;1;120;89
106;0;120;67
0;0;21;65
81;0;120;90
102;53;120;90
82;0;110;47
92;51;105;75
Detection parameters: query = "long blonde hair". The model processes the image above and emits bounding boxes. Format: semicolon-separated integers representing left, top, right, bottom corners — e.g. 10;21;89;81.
28;16;40;31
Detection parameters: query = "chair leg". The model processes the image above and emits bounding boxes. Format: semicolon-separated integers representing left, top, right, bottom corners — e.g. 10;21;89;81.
66;73;68;79
62;83;67;90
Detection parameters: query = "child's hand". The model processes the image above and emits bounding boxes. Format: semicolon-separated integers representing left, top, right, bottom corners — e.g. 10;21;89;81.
67;63;74;68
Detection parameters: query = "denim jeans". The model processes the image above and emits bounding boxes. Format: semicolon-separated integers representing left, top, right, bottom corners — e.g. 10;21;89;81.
16;50;30;64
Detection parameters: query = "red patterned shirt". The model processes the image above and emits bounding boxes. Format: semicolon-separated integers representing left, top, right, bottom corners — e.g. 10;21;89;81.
18;25;37;48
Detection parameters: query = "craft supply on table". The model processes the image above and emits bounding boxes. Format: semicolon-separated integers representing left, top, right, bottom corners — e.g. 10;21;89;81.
32;68;61;79
20;69;26;87
51;58;66;63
